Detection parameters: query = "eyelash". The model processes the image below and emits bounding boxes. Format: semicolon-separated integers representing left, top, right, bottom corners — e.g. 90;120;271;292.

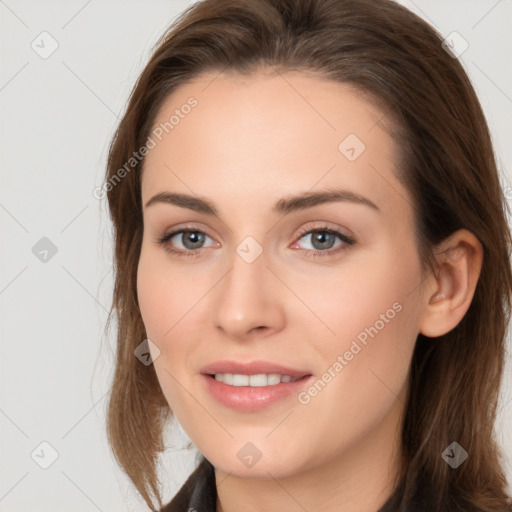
157;227;212;259
295;225;356;258
156;225;356;259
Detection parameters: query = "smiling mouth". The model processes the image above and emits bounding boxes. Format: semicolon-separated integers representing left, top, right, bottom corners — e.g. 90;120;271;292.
202;371;314;412
207;373;310;387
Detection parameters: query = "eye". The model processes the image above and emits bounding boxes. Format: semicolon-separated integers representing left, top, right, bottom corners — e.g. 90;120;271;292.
156;225;355;259
157;228;219;256
291;226;356;257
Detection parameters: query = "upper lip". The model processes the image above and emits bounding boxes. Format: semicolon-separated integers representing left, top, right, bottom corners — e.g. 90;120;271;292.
200;360;312;379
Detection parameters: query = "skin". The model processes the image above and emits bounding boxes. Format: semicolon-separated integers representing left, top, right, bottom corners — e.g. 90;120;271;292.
137;69;483;512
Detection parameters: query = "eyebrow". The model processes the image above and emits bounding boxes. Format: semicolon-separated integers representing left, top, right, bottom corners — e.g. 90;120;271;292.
144;188;380;216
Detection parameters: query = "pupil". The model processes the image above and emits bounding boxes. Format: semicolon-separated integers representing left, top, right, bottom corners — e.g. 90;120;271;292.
312;231;335;250
183;232;205;249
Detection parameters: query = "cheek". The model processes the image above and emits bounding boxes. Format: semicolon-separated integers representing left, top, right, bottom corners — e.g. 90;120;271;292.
296;244;422;398
290;282;418;466
290;244;421;345
136;249;169;340
136;247;196;410
136;244;202;341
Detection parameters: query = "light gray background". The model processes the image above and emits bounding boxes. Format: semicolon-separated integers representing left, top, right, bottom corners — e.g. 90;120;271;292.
1;1;511;510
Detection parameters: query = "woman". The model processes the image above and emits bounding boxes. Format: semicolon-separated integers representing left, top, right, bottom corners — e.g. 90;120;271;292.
104;0;512;510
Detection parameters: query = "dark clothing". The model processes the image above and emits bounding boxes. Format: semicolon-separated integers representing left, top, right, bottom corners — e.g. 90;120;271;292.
161;457;217;512
160;456;426;512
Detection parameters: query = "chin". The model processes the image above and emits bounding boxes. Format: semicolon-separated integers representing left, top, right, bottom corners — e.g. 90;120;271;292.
207;447;307;480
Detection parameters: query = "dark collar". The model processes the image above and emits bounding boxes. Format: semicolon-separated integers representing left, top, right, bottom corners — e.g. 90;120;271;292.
160;456;217;512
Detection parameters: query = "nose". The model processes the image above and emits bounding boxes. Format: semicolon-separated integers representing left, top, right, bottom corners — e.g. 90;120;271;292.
212;248;286;341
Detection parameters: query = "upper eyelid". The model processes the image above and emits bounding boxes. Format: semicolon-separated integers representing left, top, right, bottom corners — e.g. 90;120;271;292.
293;221;354;242
159;226;214;243
297;223;350;236
294;226;355;247
160;221;349;236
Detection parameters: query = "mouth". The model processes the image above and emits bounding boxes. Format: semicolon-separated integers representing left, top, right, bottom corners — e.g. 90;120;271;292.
199;360;313;411
200;365;313;411
206;373;306;386
200;359;311;380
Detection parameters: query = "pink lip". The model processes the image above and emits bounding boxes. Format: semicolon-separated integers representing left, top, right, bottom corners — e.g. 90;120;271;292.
200;360;313;412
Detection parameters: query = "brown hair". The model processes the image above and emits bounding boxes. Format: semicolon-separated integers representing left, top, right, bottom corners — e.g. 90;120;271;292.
104;0;512;510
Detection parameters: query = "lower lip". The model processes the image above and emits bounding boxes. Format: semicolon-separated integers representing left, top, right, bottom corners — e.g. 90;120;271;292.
201;374;313;412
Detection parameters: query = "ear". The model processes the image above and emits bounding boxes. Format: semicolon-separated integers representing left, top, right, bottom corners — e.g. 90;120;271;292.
419;229;483;338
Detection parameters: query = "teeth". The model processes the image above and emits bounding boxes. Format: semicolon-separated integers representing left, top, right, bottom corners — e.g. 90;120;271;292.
214;373;300;386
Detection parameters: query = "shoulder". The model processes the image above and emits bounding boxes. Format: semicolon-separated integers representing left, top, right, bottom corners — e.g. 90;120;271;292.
159;456;217;512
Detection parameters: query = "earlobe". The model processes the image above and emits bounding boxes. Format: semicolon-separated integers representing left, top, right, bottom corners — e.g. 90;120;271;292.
419;229;483;338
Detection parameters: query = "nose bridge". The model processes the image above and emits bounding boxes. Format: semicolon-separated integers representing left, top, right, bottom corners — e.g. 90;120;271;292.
212;241;284;338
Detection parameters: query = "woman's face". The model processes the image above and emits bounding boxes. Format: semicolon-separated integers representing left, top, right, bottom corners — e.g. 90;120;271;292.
137;70;428;479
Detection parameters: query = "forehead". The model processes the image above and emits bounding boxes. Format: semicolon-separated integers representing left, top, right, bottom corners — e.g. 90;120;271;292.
141;70;411;221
